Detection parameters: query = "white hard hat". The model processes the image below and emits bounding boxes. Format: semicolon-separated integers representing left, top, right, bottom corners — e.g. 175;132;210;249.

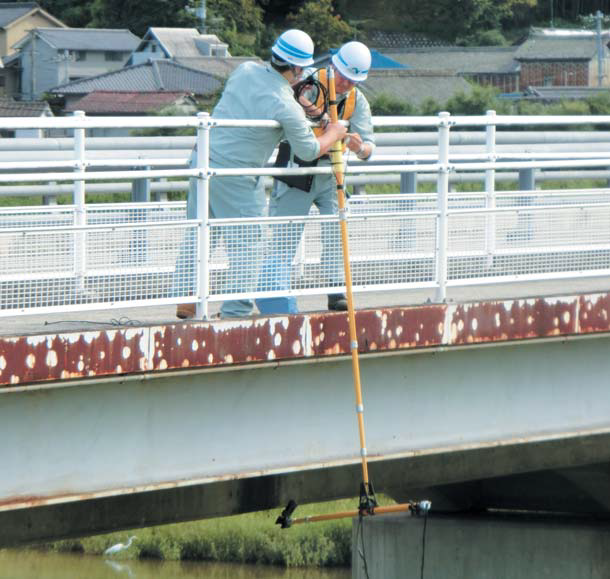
271;29;315;67
331;41;371;82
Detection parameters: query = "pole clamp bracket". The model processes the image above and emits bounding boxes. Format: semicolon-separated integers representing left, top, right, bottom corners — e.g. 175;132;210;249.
358;481;378;516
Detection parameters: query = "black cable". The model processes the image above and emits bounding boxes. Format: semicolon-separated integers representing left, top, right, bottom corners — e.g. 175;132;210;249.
357;514;371;579
293;74;328;122
420;512;429;579
44;316;142;327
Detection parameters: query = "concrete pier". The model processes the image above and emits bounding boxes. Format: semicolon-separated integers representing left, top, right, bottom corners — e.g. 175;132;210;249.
352;512;610;578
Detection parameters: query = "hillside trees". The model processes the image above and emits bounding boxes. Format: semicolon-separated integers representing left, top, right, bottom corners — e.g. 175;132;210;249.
286;0;354;53
206;0;265;55
377;0;537;44
35;0;92;27
89;0;198;37
22;0;610;53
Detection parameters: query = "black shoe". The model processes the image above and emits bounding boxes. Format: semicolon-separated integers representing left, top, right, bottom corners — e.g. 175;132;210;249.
328;293;348;311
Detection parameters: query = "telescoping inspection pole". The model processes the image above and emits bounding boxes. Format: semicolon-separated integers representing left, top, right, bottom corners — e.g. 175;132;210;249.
325;66;375;512
277;68;431;529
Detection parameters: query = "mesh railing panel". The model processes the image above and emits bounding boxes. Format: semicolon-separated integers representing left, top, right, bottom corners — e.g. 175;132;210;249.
4;194;610;315
0;222;198;314
349;190;610;215
447;203;610;283
209;212;438;300
0;207;75;229
86;202;187;225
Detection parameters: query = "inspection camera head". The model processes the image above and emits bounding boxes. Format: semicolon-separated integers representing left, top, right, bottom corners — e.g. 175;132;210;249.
275;499;298;529
414;500;432;516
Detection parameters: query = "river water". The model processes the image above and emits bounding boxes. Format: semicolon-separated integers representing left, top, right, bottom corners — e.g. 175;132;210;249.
0;549;350;579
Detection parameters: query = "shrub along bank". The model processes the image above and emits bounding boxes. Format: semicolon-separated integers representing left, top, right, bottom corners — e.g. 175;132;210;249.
39;497;395;568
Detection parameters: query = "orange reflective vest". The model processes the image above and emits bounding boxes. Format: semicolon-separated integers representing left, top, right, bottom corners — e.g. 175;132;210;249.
312;68;356;151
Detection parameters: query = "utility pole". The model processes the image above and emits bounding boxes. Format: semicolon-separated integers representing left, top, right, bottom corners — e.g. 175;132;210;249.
596;10;604;87
30;30;36;100
196;0;206;33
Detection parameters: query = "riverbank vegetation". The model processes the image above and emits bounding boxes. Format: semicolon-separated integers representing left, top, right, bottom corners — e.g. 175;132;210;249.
37;496;394;568
370;83;610;119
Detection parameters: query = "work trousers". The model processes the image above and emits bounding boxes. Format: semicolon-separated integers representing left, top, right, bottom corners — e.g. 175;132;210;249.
256;174;343;314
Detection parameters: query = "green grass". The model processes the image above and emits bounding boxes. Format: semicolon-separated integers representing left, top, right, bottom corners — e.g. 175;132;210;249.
39;496;396;568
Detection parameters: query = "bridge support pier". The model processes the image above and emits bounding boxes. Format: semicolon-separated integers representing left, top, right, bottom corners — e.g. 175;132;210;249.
352;512;610;578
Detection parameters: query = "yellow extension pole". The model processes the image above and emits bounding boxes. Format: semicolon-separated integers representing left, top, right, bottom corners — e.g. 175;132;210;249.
289;503;412;526
327;67;371;491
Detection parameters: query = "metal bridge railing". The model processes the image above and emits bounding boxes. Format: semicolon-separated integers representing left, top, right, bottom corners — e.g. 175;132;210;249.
2;111;610;317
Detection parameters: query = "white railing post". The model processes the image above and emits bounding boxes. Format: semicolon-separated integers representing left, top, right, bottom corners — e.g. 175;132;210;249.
195;112;211;320
72;110;86;288
435;111;451;303
485;109;497;266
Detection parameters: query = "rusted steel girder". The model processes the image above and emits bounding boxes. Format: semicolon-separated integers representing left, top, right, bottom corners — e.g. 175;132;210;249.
1;292;609;388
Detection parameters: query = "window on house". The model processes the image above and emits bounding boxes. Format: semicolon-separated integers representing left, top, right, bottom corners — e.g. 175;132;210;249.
71;50;87;61
0;76;6;87
105;51;123;62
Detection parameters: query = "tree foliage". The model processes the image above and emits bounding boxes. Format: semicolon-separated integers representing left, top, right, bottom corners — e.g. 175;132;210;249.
549;0;610;20
286;0;354;53
254;0;307;24
369;94;416;116
20;0;610;55
89;0;198;37
206;0;265;55
31;0;92;27
378;0;536;44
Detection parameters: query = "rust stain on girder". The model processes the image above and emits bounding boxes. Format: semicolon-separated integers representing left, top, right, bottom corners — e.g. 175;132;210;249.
451;297;578;344
0;329;147;386
579;293;610;333
2;292;610;388
150;317;307;371
309;306;446;356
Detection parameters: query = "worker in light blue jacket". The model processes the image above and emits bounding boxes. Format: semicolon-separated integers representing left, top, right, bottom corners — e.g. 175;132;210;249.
176;29;347;319
256;41;376;315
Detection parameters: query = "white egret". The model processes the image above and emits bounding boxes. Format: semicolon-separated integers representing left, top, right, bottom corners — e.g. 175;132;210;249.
104;535;137;556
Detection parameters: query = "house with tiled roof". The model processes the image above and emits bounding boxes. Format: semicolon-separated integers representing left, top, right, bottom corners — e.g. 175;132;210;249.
515;28;610;89
64;90;197;115
0;3;65;58
0;96;53;138
126;27;260;79
128;28;230;62
366;30;451;50
524;86;610;101
360;69;473;107
387;47;521;93
14;28;140;100
0;3;66;97
51;59;222;108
